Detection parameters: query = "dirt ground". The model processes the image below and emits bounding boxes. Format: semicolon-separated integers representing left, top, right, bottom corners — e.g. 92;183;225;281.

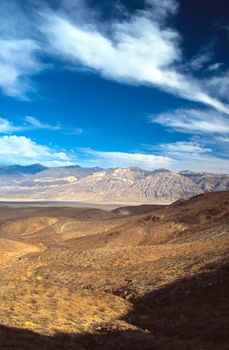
0;191;228;349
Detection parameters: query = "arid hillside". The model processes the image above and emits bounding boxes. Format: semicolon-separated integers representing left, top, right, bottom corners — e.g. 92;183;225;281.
1;164;229;203
0;191;228;349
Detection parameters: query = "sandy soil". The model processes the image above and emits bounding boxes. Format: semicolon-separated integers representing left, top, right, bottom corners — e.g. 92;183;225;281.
0;191;228;349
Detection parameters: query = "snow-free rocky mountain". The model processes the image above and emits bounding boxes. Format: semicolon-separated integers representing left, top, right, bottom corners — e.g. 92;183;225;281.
0;164;228;203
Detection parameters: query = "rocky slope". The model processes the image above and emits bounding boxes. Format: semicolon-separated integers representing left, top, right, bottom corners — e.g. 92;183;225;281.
180;171;229;192
0;164;228;203
0;191;228;349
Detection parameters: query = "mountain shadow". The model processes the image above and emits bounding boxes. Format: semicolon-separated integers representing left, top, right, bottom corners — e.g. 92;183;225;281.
0;259;228;350
124;259;229;348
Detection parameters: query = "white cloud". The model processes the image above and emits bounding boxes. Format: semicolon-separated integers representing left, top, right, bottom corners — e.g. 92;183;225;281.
0;0;227;116
0;39;42;98
205;71;229;101
78;148;173;170
42;13;181;79
0;135;227;173
0;118;25;134
174;153;229;173
66;127;83;135
189;52;212;71
0;0;43;98
25;116;83;134
145;0;178;20
0;136;173;170
0;135;74;166
187;44;223;73
40;3;229;114
173;153;229;173
25;116;61;130
77;146;229;173
161;141;212;154
144;140;229;173
0;116;61;134
153;108;229;134
0;116;83;136
216;136;229;143
207;62;223;72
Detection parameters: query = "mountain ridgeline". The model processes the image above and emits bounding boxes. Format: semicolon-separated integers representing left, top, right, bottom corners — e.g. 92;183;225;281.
0;164;228;202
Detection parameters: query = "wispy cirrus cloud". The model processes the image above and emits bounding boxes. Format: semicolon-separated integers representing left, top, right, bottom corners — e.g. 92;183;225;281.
0;116;61;134
65;127;83;136
76;145;229;173
0;0;228;115
160;141;212;154
205;70;229;101
0;116;83;135
170;152;229;173
39;0;229;114
144;140;229;173
25;116;83;135
78;148;173;170
216;136;229;143
188;51;213;71
25;116;61;131
0;39;42;98
207;63;223;72
153;108;229;134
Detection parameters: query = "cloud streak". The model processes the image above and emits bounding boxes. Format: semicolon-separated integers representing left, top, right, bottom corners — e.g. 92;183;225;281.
0;116;82;136
160;141;212;154
0;116;60;134
77;146;229;173
0;39;42;98
25;116;61;131
0;135;227;173
78;148;173;170
144;141;229;173
153;108;229;134
39;1;229;114
0;117;26;134
0;0;228;115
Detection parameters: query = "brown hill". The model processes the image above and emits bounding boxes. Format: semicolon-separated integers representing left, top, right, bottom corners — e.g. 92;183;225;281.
0;238;40;266
56;190;229;250
0;191;228;349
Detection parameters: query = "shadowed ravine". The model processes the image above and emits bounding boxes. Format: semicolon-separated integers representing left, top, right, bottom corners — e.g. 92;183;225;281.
0;191;228;349
0;262;228;350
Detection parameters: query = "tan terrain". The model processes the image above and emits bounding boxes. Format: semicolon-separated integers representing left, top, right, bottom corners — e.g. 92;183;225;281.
0;191;228;349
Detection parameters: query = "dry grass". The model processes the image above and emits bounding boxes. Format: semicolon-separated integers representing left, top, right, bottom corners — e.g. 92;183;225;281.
0;238;40;266
0;191;228;349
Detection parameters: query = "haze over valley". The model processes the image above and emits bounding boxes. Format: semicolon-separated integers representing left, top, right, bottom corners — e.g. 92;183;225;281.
0;164;229;203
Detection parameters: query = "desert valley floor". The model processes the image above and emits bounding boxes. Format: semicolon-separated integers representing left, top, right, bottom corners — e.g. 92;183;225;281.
0;191;228;349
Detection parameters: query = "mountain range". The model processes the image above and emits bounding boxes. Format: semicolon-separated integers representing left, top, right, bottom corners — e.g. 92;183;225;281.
0;164;228;203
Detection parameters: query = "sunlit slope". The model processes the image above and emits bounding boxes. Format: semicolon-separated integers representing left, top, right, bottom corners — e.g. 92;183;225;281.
0;191;228;349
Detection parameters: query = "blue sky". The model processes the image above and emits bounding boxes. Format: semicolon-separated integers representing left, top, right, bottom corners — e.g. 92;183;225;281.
0;0;228;172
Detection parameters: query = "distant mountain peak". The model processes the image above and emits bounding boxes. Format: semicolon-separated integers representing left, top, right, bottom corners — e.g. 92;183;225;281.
0;164;228;202
0;163;47;176
62;165;82;169
151;168;171;174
